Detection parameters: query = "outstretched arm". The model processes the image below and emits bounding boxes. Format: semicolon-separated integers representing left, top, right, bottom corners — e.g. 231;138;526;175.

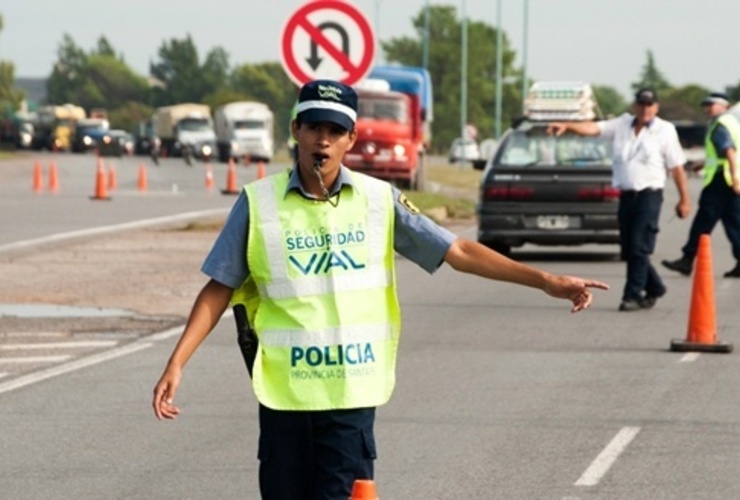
444;239;609;313
152;279;234;420
547;121;601;137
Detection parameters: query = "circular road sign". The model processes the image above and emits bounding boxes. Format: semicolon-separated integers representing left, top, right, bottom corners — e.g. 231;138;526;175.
281;0;376;87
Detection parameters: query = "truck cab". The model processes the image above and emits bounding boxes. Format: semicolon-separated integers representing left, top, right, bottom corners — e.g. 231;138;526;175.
344;86;419;188
214;102;274;163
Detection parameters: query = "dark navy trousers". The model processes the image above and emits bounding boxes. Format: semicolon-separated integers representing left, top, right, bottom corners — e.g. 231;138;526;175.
618;188;665;301
681;170;740;261
258;405;376;500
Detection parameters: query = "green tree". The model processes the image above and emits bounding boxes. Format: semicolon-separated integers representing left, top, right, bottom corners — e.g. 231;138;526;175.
382;5;521;152
229;62;298;147
660;84;710;122
631;50;671;93
0;13;26;115
592;85;627;118
46;34;89;104
149;35;229;106
47;35;149;117
725;81;740;103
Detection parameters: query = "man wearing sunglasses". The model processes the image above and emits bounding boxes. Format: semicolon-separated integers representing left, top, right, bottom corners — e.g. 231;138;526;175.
548;88;691;312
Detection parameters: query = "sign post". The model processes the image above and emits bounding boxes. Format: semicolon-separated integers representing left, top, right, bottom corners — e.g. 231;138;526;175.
280;0;376;87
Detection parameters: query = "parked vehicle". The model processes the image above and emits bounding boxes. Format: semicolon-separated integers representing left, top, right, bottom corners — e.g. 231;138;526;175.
33;104;86;151
476;81;619;256
214;102;274;163
672;120;706;168
343;65;433;190
448;137;481;164
98;129;134;157
153;103;216;160
72;117;110;153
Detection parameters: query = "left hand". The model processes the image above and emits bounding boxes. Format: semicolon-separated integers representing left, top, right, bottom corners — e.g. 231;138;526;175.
543;275;609;313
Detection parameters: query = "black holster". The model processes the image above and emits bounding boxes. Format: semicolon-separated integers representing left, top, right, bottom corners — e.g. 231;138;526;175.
232;304;258;378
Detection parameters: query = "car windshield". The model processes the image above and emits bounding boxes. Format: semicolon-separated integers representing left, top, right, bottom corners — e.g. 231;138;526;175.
357;97;408;124
497;127;612;167
234;119;265;130
178;118;211;132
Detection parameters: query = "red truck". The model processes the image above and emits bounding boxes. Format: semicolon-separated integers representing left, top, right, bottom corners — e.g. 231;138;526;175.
344;66;432;190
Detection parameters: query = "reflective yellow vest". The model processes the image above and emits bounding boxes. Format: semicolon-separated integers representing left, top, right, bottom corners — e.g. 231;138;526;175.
232;169;401;410
703;113;740;187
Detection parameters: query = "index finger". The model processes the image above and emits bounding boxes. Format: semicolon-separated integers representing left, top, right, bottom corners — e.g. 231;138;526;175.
584;280;609;291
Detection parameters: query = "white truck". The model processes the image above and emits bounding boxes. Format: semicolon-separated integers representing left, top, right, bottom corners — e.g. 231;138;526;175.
153;103;216;159
214;101;274;163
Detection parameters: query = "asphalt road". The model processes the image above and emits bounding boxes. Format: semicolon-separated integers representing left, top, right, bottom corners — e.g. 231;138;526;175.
1;151;739;499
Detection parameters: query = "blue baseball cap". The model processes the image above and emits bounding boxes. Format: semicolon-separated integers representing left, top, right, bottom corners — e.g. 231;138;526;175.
296;80;358;130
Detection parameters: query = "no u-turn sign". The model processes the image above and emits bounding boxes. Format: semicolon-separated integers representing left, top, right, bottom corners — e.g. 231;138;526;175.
281;0;376;87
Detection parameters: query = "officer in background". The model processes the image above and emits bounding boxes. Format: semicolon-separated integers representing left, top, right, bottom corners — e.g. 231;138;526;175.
663;92;740;278
548;88;691;312
152;79;608;500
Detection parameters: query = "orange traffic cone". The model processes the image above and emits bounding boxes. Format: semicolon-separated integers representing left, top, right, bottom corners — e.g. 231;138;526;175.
350;479;379;500
32;161;43;193
90;159;110;201
670;234;732;353
48;161;59;193
205;163;214;190
137;164;148;192
256;160;266;180
221;158;239;195
108;163;117;191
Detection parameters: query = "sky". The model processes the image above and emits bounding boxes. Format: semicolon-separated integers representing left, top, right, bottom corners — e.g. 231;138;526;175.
1;0;738;100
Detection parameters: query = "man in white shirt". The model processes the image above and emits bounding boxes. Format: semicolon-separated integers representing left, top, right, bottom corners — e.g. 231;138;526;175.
548;88;691;311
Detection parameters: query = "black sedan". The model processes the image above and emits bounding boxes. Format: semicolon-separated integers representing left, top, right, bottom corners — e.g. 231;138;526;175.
476;121;619;256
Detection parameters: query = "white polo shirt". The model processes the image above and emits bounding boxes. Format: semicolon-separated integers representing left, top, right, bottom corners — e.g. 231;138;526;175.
597;113;686;191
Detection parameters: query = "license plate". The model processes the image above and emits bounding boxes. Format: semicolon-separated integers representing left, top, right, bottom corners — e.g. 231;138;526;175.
536;215;570;229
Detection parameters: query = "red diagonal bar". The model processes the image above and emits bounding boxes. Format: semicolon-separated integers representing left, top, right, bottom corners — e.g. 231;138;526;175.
297;17;358;75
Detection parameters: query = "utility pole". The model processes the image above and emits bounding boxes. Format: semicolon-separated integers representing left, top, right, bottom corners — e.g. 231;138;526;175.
494;0;503;139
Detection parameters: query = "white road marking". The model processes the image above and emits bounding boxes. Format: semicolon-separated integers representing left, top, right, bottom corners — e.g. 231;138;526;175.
575;426;641;487
0;372;8;379
679;352;700;363
0;340;118;350
0;355;72;364
0;342;152;395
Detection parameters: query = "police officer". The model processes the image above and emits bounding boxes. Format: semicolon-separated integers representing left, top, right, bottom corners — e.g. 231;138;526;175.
548;88;691;311
662;92;740;278
152;79;608;500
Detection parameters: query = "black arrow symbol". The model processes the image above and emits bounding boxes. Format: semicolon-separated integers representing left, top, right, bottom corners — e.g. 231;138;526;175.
306;22;349;70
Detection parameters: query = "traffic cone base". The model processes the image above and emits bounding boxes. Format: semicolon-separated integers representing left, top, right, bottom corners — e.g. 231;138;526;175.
669;234;732;354
670;339;733;353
